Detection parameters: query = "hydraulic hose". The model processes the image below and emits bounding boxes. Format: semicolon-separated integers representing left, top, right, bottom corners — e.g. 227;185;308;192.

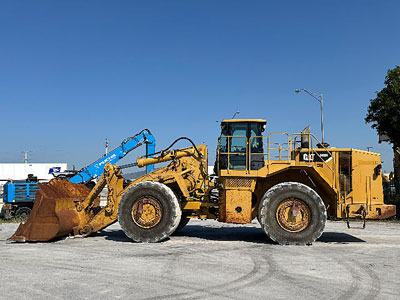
144;137;202;158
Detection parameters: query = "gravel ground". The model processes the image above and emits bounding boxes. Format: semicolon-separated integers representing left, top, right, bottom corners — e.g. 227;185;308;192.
0;219;399;300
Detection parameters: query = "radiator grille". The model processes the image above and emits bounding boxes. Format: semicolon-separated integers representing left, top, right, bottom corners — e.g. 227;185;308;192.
225;178;253;188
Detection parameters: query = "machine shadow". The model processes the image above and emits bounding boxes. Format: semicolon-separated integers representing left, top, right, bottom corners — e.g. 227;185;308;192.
100;225;365;244
318;232;365;243
173;225;271;244
100;225;270;244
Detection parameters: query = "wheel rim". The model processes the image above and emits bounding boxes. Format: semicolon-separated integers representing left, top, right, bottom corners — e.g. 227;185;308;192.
275;198;311;232
131;196;162;229
19;212;28;220
16;209;30;220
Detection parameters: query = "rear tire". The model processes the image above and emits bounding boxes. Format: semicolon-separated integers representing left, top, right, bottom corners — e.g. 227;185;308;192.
118;181;181;243
258;182;326;245
15;207;32;221
257;212;263;226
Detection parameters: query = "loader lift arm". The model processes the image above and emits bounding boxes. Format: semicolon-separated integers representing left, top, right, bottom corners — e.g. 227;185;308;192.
71;145;207;237
8;144;206;242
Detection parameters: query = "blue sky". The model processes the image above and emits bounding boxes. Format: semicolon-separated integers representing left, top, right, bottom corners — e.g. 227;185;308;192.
1;0;399;172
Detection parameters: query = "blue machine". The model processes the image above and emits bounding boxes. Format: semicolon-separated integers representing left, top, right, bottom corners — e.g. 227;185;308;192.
1;129;156;219
68;129;155;184
2;175;40;219
3;182;39;204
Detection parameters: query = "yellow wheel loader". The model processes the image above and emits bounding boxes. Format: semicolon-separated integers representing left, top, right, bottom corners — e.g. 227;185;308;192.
9;119;396;245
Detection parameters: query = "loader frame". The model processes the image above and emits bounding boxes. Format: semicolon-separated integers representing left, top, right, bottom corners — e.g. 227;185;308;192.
9;120;396;244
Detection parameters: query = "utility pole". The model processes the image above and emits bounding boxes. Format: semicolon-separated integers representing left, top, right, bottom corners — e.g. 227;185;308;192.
105;138;109;155
22;151;30;163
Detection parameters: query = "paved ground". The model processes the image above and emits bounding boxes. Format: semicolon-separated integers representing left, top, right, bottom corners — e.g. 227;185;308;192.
1;219;399;300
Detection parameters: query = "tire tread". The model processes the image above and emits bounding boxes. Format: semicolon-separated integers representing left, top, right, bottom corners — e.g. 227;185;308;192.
118;181;181;243
259;182;327;245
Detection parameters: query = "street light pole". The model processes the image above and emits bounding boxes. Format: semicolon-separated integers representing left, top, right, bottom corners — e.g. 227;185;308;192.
295;89;324;145
232;111;240;119
319;95;324;144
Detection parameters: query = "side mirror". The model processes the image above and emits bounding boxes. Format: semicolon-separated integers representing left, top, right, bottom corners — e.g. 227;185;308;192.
374;164;382;176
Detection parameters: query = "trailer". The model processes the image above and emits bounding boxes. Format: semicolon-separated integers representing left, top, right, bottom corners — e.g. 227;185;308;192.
2;175;40;219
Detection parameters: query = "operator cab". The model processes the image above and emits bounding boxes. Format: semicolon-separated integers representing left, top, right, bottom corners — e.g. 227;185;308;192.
217;119;266;171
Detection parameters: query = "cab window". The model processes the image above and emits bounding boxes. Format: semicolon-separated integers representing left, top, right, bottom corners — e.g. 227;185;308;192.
230;123;247;153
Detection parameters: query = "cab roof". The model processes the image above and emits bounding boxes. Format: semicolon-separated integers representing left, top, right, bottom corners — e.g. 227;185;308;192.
221;119;266;123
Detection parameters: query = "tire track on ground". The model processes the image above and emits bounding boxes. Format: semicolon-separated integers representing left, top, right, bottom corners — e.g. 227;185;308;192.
332;256;362;300
266;250;328;299
327;250;381;300
359;262;380;300
140;245;273;300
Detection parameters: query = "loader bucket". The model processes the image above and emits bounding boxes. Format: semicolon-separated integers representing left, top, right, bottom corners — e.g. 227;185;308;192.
8;180;91;242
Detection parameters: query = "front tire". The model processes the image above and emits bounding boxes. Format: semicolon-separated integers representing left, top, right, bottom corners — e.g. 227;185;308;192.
258;182;326;245
118;181;182;242
175;214;191;232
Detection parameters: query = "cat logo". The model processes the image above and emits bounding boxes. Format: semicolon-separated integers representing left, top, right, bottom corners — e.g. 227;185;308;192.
300;151;332;162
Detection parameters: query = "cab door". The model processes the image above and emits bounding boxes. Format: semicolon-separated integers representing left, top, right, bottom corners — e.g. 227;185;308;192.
229;123;247;170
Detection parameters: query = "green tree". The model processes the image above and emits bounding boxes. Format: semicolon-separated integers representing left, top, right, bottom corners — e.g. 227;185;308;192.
366;66;400;147
366;66;400;194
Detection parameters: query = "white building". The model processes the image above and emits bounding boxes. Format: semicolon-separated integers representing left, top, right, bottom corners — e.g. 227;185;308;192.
0;163;68;184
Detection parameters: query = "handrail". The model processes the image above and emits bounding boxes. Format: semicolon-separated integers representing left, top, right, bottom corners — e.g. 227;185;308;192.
217;132;337;190
249;133;291;163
